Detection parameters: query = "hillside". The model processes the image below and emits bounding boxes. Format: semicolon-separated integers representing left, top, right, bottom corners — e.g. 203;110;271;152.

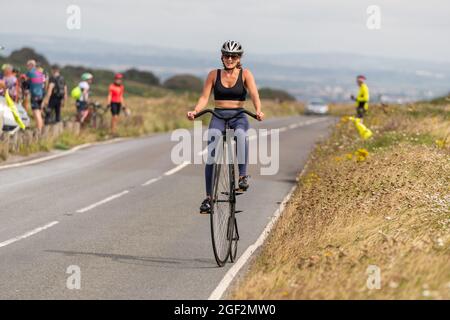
259;87;296;102
1;47;297;101
0;48;171;98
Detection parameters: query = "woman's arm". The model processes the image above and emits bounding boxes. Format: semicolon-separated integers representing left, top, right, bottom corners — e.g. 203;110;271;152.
243;69;264;121
106;85;112;105
187;71;215;120
42;83;54;107
83;89;89;102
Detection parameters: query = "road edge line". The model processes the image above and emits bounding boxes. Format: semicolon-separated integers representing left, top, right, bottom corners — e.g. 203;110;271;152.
0;137;128;171
208;157;313;300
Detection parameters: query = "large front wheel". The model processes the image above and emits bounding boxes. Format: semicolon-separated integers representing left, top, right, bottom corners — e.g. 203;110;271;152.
210;162;234;267
210;139;235;267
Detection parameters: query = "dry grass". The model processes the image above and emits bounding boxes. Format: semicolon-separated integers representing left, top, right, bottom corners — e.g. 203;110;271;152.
92;95;304;137
8;95;304;158
231;102;450;300
3;94;301;160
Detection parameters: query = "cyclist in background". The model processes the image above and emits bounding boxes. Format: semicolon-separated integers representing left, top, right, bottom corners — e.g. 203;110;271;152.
351;75;370;119
107;73;126;135
187;40;264;214
25;60;45;131
42;65;67;124
76;72;93;124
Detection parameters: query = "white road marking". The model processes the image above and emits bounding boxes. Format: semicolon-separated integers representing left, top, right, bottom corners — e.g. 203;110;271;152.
208;155;314;300
142;176;162;186
76;190;130;213
163;161;190;176
0;138;128;171
0;221;59;249
208;185;296;300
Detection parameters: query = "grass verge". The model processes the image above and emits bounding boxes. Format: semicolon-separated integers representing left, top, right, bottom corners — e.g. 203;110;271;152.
231;102;449;299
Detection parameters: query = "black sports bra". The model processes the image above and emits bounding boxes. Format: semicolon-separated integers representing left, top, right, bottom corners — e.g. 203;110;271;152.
213;69;247;101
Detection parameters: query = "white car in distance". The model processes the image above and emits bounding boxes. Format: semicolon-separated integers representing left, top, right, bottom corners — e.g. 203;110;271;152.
305;99;329;115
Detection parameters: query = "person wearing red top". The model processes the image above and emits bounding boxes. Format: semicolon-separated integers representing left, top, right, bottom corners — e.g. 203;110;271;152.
107;73;126;135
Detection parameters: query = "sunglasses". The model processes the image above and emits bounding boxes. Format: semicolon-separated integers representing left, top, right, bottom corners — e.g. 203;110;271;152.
222;54;240;60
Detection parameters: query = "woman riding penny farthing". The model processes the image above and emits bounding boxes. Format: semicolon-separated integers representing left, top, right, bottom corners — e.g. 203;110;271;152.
187;40;264;266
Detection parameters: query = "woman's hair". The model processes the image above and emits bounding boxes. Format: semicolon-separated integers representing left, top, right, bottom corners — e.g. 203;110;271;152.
221;55;242;69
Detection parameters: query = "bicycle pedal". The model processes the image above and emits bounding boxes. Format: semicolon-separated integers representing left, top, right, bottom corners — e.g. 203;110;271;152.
235;210;243;214
235;192;244;196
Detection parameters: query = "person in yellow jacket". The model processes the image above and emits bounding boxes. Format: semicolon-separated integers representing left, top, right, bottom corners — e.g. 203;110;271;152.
351;75;369;119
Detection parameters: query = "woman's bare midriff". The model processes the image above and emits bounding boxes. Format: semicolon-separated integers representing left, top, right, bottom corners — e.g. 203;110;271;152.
214;100;245;109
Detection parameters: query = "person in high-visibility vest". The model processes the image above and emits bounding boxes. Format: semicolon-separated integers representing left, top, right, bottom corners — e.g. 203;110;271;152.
351;75;370;119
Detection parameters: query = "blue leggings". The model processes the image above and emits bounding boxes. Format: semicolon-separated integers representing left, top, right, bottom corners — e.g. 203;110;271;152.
205;108;249;196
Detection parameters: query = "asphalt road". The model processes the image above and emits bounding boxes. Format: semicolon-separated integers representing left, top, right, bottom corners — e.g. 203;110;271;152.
0;114;333;299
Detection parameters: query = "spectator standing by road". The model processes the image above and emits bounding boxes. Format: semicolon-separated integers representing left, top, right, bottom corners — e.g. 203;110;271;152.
19;73;30;111
12;67;21;102
107;73;126;135
25;60;45;131
42;65;67;124
351;75;370;119
1;64;19;101
37;64;48;97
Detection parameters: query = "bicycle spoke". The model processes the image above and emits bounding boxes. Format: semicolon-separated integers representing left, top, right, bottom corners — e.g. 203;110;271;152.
211;142;233;265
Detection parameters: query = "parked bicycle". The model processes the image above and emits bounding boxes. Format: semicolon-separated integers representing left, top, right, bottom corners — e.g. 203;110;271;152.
194;108;257;267
64;101;109;129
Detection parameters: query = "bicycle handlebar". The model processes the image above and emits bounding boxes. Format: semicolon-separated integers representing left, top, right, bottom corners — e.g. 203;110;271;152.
194;108;257;120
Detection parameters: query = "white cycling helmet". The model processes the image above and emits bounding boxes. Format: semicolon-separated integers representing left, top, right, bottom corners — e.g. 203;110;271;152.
221;40;244;55
81;72;93;81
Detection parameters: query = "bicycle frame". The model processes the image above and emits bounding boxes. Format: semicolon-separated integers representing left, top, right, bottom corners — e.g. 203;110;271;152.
195;108;257;266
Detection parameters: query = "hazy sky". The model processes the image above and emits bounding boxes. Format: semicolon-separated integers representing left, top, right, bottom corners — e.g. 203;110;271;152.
3;0;450;62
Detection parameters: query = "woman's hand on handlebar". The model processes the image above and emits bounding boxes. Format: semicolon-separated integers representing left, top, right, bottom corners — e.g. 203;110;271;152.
187;110;197;121
256;111;264;121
